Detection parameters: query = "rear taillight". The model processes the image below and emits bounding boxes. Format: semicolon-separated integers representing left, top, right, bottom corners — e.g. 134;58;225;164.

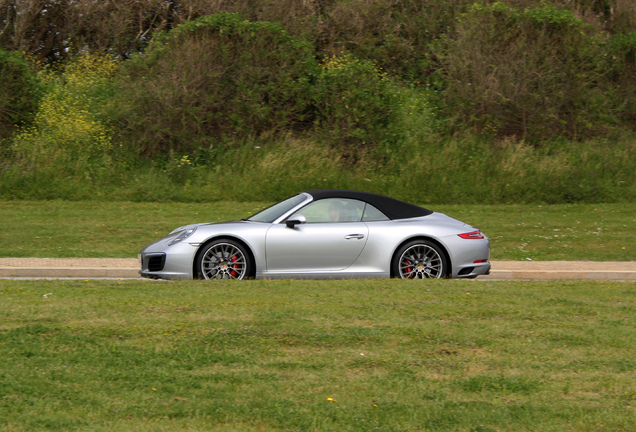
458;230;485;240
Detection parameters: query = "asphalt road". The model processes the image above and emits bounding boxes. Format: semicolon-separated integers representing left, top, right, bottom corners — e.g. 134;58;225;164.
0;258;635;280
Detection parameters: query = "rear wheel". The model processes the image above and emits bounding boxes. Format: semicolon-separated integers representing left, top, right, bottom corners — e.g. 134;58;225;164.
195;239;251;280
392;240;447;279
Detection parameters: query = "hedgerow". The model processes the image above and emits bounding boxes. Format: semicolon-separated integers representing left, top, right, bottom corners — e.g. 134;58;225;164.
0;3;635;203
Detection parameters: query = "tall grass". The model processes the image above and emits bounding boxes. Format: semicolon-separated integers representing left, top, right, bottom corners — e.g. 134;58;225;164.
382;137;635;204
2;133;634;203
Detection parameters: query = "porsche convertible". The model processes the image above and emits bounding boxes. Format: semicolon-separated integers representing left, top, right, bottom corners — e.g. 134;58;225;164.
139;189;491;280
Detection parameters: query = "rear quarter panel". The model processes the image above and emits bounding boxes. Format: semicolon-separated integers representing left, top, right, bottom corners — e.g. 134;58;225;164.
357;213;484;276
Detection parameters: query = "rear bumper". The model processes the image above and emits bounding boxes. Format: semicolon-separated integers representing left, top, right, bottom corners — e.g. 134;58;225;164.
455;262;491;279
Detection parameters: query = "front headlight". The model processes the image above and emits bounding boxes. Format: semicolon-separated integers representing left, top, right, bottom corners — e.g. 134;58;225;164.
168;227;197;246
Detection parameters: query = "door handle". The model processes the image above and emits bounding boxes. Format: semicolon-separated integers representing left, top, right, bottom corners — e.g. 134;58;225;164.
345;234;365;240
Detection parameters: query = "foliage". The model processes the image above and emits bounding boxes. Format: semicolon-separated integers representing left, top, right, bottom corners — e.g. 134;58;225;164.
116;13;319;156
9;52;118;183
433;2;620;141
3;0;634;81
0;0;180;62
311;0;472;82
607;32;636;71
0;49;42;140
604;32;636;124
1;3;636;204
312;53;398;153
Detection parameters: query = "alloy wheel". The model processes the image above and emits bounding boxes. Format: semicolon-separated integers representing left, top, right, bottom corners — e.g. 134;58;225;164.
398;244;443;279
200;242;248;279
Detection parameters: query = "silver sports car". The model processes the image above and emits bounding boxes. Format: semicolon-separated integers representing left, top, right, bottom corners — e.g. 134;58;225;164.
139;189;491;280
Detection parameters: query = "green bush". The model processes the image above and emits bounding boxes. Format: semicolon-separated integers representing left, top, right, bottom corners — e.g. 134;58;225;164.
116;13;319;157
314;0;476;83
312;53;399;154
605;32;636;129
9;52;118;184
0;50;42;140
434;3;616;142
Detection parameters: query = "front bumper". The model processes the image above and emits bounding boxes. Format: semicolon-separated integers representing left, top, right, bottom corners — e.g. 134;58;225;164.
139;241;197;280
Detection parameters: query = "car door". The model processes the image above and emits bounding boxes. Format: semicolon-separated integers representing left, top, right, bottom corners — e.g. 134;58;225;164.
264;198;369;273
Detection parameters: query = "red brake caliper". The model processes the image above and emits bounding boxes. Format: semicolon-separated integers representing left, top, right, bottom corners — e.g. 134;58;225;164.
403;260;413;278
230;254;239;277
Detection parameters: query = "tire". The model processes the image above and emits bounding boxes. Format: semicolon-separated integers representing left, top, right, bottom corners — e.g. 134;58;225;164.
195;239;252;280
392;240;447;279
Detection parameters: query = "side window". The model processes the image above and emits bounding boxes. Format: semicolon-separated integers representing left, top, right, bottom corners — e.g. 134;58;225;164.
296;198;366;223
362;203;389;221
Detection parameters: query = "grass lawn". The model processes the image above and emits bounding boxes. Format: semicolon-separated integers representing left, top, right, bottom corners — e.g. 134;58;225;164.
0;201;634;261
0;278;634;431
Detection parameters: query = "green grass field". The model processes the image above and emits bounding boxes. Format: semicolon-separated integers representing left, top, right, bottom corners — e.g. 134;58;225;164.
0;201;633;261
1;278;634;431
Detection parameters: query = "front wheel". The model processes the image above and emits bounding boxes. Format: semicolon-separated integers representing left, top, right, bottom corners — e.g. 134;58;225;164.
392;240;447;279
195;239;252;280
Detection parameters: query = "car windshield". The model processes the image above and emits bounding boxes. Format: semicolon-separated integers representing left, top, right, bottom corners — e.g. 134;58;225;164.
246;194;308;223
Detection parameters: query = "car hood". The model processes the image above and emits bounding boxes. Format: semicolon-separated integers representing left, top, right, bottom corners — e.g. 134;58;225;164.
169;220;248;234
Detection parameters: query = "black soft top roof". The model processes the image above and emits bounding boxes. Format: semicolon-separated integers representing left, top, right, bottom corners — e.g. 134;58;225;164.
305;189;432;220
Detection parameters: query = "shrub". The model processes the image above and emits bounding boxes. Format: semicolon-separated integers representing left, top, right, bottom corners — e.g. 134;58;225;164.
604;32;636;129
433;2;614;142
10;52;117;179
0;50;42;140
312;53;399;155
116;13;319;157
314;0;477;82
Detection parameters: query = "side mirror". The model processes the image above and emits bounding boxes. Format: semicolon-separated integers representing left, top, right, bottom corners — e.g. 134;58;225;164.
285;214;306;228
